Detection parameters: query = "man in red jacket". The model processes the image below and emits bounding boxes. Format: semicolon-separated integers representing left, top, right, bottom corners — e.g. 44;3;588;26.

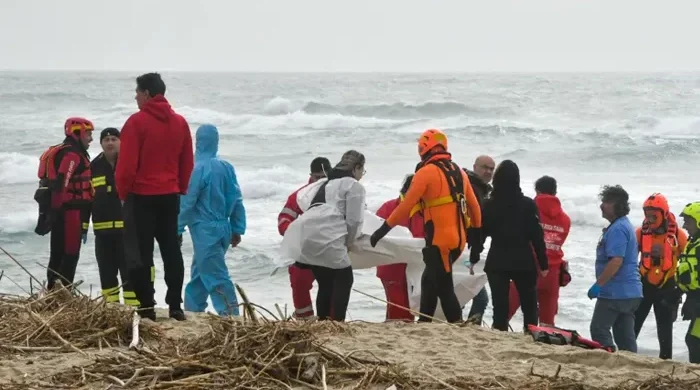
375;174;425;322
508;176;571;326
116;73;194;321
278;157;331;319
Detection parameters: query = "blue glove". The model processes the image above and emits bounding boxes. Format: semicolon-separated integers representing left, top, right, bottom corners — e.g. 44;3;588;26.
587;283;601;299
81;233;88;244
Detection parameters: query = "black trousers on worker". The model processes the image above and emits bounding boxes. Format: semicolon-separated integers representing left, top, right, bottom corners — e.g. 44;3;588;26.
123;193;184;311
634;283;680;360
95;233;138;307
418;246;463;323
489;269;538;332
47;209;83;290
299;262;353;322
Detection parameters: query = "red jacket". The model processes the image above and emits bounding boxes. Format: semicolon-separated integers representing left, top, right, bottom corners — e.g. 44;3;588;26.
534;194;571;267
375;198;425;279
278;178;314;236
115;95;194;201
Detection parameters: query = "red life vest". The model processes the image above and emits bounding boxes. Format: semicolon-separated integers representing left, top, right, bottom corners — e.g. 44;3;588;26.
37;142;93;207
639;214;679;287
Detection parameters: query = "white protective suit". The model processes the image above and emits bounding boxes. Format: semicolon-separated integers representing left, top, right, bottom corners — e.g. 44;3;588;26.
291;177;365;269
279;179;489;321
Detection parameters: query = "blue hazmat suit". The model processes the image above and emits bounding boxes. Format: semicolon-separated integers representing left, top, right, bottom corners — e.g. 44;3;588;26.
178;124;246;316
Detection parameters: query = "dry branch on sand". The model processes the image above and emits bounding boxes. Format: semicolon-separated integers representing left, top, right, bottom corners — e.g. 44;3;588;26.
1;291;700;389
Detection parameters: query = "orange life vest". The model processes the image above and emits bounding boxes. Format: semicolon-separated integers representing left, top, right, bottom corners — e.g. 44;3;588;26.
639;215;679;287
37;142;93;207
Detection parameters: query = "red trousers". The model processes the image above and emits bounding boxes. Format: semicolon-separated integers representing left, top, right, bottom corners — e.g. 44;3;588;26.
508;266;560;325
377;264;414;322
289;264;315;318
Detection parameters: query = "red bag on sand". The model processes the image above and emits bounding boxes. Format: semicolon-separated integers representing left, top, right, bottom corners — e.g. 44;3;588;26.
528;324;615;353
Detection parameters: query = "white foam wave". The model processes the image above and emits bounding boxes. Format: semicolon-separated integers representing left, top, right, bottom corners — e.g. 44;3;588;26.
0;208;36;234
236;165;305;201
0;152;38;184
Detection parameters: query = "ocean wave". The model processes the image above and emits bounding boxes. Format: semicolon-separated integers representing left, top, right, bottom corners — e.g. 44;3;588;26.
300;101;513;119
0;152;38;184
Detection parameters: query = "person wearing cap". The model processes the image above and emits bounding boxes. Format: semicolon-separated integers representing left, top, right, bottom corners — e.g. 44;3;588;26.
177;124;247;317
292;150;367;321
277;157;332;320
81;128;139;307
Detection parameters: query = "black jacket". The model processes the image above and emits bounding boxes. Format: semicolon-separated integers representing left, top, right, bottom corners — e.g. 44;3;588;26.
464;169;492;209
83;153;123;235
479;160;548;273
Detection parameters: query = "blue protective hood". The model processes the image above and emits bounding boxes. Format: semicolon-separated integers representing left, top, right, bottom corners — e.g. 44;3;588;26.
195;124;219;160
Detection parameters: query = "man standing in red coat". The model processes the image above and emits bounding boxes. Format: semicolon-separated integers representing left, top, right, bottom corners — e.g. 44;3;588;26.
375;174;425;322
508;176;571;326
278;157;332;319
116;73;194;321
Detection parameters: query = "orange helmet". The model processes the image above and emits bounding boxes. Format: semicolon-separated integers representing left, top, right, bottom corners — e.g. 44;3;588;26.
64;117;94;139
417;128;448;157
643;193;669;215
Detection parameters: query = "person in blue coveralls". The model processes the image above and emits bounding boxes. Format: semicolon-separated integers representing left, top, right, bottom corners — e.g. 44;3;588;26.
588;185;642;352
178;124;247;316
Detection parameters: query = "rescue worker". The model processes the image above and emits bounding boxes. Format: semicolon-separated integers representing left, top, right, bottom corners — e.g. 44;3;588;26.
588;185;642;353
370;129;483;324
633;193;687;360
463;155;495;324
117;72;194;321
375;174;424;322
177;124;246;317
507;175;571;327
35;117;94;290
277;157;332;320
293;150;366;322
81;128;139;307
474;160;548;332
676;201;700;363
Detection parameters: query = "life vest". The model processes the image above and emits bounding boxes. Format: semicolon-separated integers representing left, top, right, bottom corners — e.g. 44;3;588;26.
528;324;615;353
33;142;92;235
676;237;700;293
411;158;472;246
639;216;679;287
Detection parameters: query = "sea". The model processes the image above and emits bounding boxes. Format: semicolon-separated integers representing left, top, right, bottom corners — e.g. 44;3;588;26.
0;71;699;361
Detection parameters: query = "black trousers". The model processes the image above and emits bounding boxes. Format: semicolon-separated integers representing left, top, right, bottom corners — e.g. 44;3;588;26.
306;264;353;322
488;269;538;331
95;233;139;307
47;209;83;289
418;246;462;323
123;194;184;310
633;283;679;360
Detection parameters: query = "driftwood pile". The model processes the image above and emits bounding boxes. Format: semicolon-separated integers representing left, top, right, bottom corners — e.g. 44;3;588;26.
0;285;699;389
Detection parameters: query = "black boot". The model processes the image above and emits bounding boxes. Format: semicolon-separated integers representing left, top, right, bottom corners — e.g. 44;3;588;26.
139;308;156;321
169;307;186;321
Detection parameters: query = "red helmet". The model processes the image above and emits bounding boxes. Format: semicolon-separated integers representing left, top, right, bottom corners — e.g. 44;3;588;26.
64;117;94;139
643;193;669;215
417;128;448;157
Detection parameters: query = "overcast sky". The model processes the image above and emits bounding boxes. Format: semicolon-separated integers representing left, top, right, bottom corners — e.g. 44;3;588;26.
1;0;698;72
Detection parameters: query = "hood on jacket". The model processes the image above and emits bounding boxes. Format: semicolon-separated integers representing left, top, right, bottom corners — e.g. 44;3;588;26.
491;160;522;199
142;95;173;122
195;124;219;160
535;193;563;219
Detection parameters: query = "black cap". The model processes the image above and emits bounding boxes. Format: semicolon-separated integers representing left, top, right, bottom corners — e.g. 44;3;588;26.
100;127;120;142
310;157;331;174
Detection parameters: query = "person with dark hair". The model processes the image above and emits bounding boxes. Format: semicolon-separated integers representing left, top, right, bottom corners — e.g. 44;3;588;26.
370;129;483;324
463;155;495;324
117;72;194;321
277;156;332;320
588;185;642;352
292;151;366;321
375;174;425;322
507;175;571;326
81;128;139;307
473;160;548;332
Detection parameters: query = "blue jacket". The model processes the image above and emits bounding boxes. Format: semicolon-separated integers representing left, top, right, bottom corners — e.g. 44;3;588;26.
178;124;246;237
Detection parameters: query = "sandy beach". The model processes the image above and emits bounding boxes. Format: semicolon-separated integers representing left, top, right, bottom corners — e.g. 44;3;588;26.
1;289;699;390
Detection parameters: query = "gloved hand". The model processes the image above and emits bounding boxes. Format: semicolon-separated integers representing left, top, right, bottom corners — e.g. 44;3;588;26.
370;222;392;248
81;232;88;244
469;248;481;265
587;283;601;299
177;234;183;247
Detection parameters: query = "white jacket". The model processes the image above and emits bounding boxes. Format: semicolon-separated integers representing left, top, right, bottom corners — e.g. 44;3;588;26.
289;176;366;269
